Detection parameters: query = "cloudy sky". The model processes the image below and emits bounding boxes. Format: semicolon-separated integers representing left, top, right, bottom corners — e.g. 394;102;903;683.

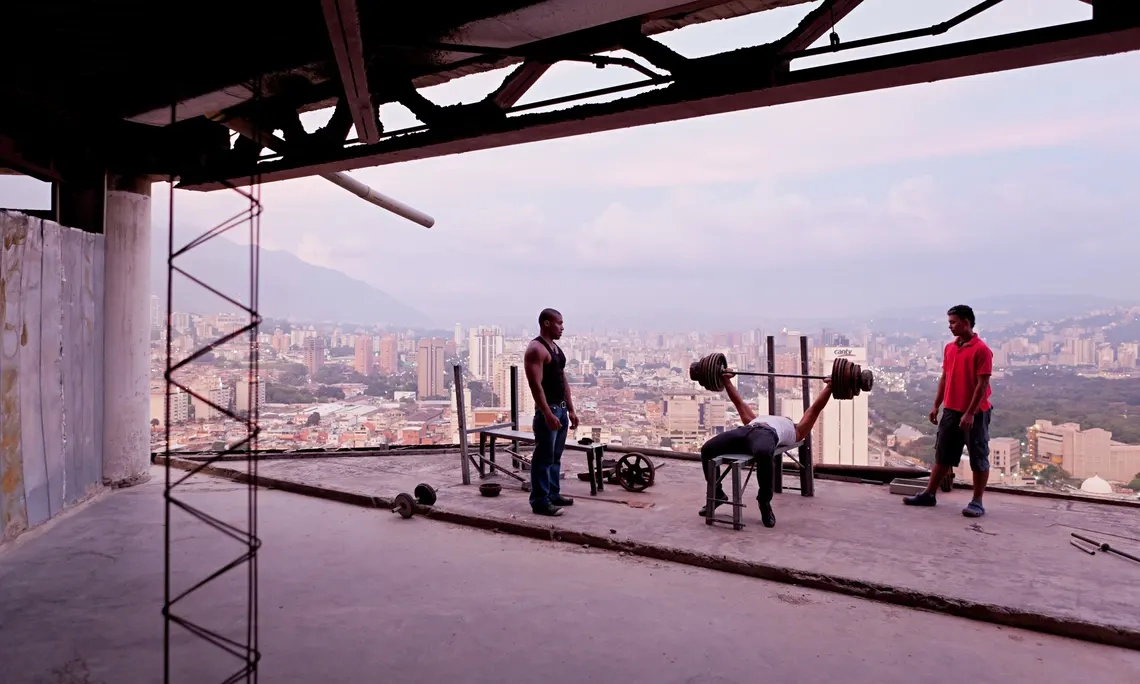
4;0;1139;330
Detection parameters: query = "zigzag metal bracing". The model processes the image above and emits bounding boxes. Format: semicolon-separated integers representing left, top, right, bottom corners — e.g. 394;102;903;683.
163;77;264;684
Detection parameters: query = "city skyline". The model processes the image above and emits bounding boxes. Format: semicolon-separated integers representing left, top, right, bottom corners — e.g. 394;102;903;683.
148;300;1140;498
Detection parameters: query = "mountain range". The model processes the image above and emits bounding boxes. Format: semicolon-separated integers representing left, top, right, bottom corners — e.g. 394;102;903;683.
149;233;1134;334
869;294;1135;337
150;231;427;326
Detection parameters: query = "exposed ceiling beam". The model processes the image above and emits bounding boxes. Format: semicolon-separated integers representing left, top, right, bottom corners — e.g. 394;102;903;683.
0;134;61;182
213;116;432;227
621;33;691;73
179;19;1140;190
773;0;867;55
320;0;382;144
489;61;553;108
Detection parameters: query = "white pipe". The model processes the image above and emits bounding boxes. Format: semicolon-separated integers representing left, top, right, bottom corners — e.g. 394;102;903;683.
207;112;436;228
321;172;435;228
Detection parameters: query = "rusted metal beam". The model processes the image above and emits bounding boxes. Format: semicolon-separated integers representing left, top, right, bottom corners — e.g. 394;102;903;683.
320;0;381;144
179;18;1140;190
621;33;691;73
489;61;553;109
774;0;867;55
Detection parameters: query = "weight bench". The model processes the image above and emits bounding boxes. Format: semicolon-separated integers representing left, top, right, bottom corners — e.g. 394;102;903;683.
474;427;608;495
704;440;805;531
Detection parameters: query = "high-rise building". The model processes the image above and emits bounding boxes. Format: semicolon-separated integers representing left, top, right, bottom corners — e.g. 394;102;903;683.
149;386;190;427
1118;342;1138;369
774;351;800;391
150;294;161;332
493;353;522;406
171;311;191;334
354;335;374;376
454;322;462;347
663;393;726;451
468;325;504;380
810;346;869;466
378;335;398;375
303;337;325;377
190;379;232;421
417;338;446;399
234;375;266;414
1029;419;1140;482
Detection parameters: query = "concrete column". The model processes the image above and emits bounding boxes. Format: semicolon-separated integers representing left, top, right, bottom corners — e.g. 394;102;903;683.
101;175;152;487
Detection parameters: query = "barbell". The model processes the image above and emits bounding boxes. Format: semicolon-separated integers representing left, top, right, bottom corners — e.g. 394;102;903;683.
688;353;873;400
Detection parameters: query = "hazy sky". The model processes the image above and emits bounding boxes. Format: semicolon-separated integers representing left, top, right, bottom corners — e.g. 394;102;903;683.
4;0;1140;329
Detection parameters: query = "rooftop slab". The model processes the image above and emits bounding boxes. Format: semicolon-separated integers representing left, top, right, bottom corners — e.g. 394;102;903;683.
169;448;1140;650
2;467;1140;683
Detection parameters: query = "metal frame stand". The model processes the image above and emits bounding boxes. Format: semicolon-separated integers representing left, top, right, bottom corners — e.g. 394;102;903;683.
766;335;815;497
163;88;264;684
705;442;803;531
454;364;476;485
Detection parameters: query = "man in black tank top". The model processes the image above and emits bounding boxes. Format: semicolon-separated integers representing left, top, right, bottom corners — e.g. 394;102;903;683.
523;308;579;516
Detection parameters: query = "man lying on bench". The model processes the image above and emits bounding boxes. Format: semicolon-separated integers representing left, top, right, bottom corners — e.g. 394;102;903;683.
698;371;834;528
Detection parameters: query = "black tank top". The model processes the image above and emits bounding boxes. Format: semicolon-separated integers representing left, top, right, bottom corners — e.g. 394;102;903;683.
535;337;566;405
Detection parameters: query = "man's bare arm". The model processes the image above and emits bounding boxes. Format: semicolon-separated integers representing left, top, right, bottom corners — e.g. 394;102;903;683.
795;382;833;442
563;367;575;412
723;378;757;425
523;344;553;419
963;375;991;416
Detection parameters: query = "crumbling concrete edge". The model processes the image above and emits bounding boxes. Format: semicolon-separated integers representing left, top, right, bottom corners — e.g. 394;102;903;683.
157;455;1140;652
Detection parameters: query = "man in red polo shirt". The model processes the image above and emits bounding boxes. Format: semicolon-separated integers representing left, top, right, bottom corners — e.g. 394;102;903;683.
904;304;993;517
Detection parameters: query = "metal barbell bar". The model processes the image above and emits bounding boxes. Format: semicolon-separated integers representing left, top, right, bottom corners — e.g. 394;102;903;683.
689;353;874;400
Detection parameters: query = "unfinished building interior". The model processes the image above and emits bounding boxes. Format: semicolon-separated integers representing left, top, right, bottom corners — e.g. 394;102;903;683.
2;1;1140;682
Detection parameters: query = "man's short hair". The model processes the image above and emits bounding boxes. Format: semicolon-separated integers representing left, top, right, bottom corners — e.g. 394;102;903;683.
947;304;975;328
538;308;561;326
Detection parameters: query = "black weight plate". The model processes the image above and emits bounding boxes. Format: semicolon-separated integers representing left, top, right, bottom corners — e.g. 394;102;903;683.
830;358;846;399
393;493;415;519
414;483;437;506
711;353;727;391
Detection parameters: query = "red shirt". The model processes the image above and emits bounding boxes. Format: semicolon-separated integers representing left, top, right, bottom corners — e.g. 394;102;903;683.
942;335;993;413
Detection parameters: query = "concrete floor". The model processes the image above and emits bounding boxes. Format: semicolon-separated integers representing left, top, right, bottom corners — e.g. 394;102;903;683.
213;450;1140;642
2;468;1139;684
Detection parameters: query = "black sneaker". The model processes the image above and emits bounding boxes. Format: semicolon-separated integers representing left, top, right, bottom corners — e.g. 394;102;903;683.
758;501;776;528
903;491;937;507
532;503;563;517
550;495;575;507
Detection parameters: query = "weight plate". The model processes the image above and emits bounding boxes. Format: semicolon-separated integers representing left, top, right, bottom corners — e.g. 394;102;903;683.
414;483;437;506
830;358;847;400
393;492;415;519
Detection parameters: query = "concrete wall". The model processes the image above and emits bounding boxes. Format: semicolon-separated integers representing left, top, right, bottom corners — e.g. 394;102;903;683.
0;210;105;543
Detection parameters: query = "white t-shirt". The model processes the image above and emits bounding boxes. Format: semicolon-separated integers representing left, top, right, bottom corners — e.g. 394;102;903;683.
748;415;798;447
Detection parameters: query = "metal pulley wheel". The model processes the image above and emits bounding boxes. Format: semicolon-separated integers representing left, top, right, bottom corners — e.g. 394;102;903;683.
615;453;655;492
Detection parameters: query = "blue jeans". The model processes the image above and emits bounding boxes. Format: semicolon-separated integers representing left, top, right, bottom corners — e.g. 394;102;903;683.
530;404;568;509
